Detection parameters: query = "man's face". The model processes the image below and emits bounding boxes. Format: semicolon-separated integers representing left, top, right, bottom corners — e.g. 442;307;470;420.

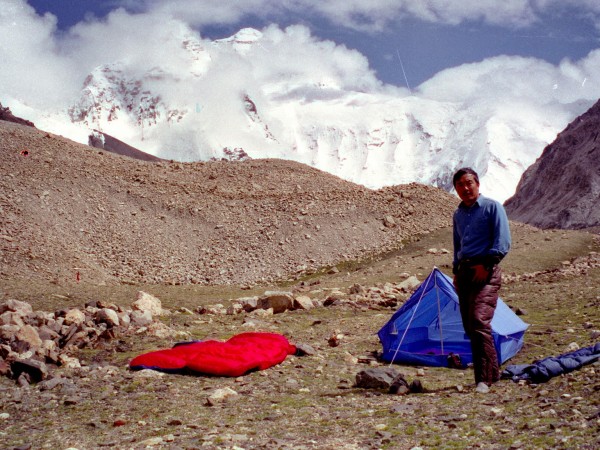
455;173;480;206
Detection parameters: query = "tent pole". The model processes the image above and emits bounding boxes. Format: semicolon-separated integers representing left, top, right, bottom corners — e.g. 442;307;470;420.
434;269;445;356
388;270;434;366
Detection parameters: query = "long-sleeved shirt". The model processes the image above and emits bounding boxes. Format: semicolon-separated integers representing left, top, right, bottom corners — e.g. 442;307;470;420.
452;194;511;273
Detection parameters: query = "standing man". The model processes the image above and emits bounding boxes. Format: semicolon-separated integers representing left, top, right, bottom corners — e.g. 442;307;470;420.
452;168;511;394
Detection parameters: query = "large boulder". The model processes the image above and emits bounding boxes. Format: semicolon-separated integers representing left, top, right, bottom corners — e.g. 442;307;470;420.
355;367;404;390
133;291;165;316
257;291;294;314
0;299;33;316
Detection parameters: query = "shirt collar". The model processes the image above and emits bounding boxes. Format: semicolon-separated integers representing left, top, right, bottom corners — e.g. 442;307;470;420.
459;194;483;210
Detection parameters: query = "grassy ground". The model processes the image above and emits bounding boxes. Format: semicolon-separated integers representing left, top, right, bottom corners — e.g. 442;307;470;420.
0;225;598;449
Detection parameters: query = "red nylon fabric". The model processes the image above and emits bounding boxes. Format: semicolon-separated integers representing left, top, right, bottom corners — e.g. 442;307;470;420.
129;332;296;377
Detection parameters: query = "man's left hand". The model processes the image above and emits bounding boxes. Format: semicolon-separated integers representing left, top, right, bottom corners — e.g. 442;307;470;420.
472;264;489;283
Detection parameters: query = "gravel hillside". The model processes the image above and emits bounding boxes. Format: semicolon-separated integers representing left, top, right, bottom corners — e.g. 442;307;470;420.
0;120;455;287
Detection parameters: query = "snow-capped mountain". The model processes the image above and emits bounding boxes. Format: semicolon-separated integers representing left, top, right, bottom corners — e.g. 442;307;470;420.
17;28;597;201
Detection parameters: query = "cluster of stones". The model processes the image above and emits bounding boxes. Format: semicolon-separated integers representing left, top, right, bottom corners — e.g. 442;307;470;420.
197;275;422;317
503;251;600;283
355;367;425;395
0;292;176;386
0;275;424;387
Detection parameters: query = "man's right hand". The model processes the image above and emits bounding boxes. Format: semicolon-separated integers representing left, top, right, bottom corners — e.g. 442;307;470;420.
471;264;489;283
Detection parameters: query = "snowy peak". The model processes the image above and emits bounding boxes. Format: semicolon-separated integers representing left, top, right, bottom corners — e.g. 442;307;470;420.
214;28;263;52
243;94;277;142
48;27;591;202
181;36;212;76
68;63;185;133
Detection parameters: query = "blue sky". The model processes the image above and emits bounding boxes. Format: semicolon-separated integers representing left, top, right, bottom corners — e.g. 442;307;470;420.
23;0;600;88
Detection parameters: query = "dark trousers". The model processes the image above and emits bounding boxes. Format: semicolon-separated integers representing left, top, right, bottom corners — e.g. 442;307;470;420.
455;264;502;385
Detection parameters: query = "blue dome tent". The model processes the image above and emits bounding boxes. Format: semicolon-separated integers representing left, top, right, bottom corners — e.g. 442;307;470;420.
378;267;528;367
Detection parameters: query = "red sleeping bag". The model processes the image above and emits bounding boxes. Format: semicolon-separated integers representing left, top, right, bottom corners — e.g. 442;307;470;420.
129;332;297;377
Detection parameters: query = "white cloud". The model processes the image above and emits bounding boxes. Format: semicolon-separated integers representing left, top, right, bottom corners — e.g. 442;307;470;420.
300;0;600;31
0;0;79;108
293;0;539;31
63;9;203;78
111;0;600;32
1;0;385;105
245;25;383;93
417;50;600;105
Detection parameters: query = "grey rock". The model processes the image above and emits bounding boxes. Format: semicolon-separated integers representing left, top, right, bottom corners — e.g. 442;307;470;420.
205;387;238;406
0;299;33;316
348;283;367;295
14;325;43;351
37;326;59;341
38;377;66;391
0;324;19;341
95;308;120;327
257;291;294;314
323;293;346;306
133;291;164;316
397;276;420;292
0;311;25;327
389;374;410;395
293;295;314;310
64;309;86;326
236;297;259;312
17;372;30;387
355;367;403;390
129;310;153;326
515;307;528;316
383;215;396;228
294;343;316;356
11;358;48;383
409;379;425;393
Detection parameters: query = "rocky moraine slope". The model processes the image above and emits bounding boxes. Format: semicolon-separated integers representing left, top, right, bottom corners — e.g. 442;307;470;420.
0;120;456;287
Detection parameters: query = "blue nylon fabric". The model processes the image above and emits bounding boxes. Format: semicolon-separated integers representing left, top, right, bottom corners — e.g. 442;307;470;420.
378;268;529;368
502;342;600;383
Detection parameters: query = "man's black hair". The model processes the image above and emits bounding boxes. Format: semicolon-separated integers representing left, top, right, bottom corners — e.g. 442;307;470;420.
452;167;479;187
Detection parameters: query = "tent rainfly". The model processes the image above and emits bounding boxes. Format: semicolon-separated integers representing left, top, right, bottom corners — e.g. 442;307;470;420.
378;267;529;368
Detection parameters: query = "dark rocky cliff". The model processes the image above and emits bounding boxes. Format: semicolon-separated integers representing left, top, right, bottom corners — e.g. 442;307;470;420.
89;130;164;162
0;103;35;127
504;99;600;229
